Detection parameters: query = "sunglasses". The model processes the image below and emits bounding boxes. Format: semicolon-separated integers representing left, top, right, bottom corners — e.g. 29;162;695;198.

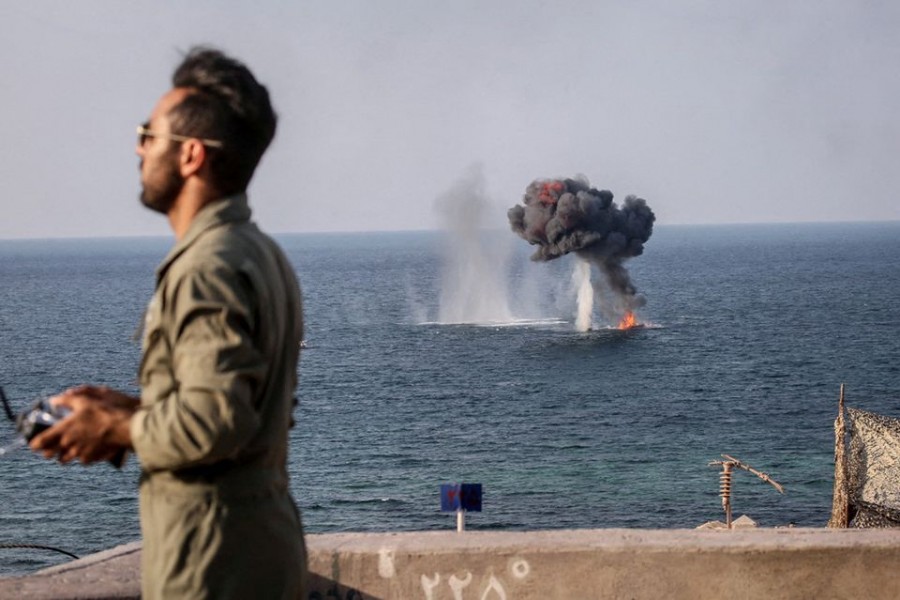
137;123;224;148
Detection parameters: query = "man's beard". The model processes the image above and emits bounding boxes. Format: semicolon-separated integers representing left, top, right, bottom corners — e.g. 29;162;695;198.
140;150;184;214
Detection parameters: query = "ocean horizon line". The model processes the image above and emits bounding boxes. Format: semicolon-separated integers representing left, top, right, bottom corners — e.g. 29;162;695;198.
0;218;898;244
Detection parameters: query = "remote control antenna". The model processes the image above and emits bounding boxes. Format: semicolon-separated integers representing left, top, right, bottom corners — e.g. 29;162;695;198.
0;387;15;422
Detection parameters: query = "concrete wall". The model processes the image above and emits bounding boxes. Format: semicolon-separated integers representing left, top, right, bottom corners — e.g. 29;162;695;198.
2;528;900;599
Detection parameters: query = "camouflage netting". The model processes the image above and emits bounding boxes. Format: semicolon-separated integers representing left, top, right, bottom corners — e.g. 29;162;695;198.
845;408;900;528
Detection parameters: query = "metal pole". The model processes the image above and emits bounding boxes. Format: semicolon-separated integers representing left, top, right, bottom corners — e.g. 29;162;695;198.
457;509;465;532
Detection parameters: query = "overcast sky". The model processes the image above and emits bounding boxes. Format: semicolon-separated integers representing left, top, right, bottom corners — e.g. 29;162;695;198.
1;1;898;239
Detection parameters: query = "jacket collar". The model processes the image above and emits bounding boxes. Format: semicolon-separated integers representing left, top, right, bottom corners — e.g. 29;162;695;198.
155;193;252;283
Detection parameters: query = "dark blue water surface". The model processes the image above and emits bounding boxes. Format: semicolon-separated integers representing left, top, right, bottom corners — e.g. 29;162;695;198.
1;222;899;575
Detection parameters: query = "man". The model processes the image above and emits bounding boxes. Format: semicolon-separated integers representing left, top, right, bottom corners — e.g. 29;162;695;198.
31;47;307;599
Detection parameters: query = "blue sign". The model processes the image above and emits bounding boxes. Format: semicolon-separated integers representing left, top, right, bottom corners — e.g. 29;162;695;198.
440;483;482;512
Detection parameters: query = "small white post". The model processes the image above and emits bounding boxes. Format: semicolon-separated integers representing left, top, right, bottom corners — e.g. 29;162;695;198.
457;509;465;532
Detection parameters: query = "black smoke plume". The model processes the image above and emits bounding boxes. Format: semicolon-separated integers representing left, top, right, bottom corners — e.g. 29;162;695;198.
508;175;655;309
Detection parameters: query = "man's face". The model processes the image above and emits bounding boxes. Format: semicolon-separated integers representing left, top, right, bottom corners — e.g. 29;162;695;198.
136;89;191;214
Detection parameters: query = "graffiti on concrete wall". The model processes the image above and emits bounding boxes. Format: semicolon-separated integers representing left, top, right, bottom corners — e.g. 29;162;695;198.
418;558;531;600
309;548;534;599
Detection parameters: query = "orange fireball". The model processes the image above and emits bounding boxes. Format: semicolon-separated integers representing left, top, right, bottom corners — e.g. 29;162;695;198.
617;311;638;330
538;181;565;205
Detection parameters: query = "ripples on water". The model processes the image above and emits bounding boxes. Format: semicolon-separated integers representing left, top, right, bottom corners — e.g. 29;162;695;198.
0;223;899;574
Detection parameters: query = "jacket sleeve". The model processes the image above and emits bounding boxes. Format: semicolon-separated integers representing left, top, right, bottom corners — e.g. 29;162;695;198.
131;263;266;472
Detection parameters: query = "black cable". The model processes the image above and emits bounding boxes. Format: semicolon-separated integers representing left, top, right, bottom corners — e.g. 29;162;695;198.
0;543;79;560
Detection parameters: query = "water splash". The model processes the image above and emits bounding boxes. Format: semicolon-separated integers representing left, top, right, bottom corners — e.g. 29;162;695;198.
573;259;593;332
434;164;514;324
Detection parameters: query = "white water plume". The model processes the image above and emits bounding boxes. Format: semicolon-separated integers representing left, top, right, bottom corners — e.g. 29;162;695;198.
573;259;593;332
435;164;513;324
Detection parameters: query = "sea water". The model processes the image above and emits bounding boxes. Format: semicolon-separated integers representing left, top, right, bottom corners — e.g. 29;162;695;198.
0;222;898;575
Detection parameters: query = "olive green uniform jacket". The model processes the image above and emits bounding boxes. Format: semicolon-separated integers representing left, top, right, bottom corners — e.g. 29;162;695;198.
131;194;307;599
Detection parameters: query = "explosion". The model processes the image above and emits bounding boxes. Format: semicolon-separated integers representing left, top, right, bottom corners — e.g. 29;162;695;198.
617;311;638;330
508;175;655;330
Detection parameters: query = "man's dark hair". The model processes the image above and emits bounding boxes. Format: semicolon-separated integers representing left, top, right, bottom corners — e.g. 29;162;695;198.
168;46;277;196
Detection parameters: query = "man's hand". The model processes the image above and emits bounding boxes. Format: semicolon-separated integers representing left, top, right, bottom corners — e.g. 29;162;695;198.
29;387;138;465
62;385;141;411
